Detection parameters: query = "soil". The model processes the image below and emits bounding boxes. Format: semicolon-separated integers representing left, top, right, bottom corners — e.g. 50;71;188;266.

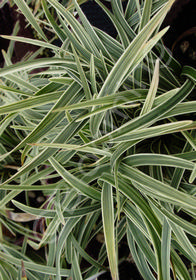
80;0;117;37
0;3;38;67
162;0;196;68
0;3;14;65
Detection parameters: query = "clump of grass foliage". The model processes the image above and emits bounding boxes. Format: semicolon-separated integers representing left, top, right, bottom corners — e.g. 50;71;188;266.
0;0;196;279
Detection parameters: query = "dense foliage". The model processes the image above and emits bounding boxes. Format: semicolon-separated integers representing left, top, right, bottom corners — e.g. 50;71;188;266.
0;0;195;279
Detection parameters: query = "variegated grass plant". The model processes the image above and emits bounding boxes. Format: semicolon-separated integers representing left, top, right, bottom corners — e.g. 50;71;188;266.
0;0;196;279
